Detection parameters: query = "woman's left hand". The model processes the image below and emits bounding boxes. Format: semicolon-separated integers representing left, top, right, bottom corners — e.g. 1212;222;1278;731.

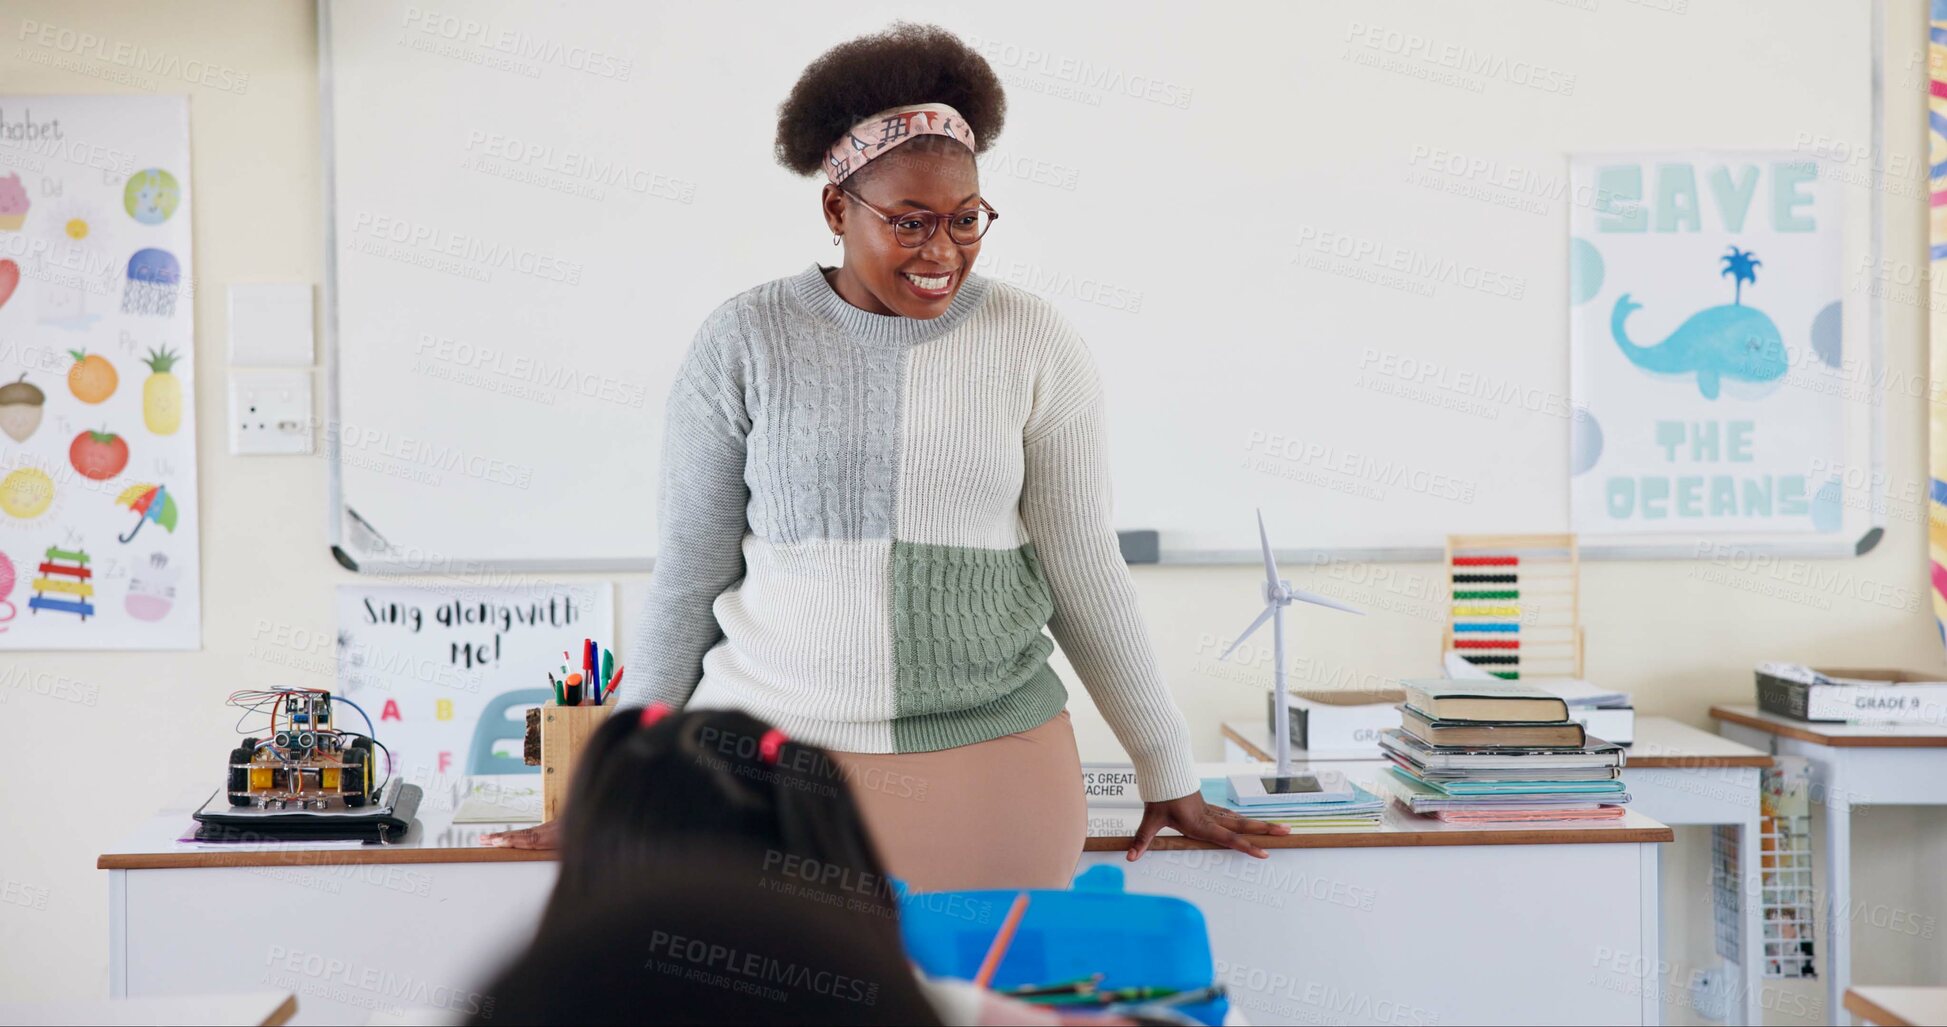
1127;792;1289;860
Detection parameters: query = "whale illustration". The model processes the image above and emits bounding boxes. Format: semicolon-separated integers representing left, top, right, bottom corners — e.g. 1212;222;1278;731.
1610;294;1787;400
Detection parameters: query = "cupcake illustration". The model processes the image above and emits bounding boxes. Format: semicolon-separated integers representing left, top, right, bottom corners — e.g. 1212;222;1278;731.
0;173;27;231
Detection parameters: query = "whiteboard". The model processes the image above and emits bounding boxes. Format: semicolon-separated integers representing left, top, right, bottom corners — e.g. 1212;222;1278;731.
323;0;1884;571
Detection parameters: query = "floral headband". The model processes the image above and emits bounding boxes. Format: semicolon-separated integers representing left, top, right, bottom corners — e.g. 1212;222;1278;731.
824;102;977;186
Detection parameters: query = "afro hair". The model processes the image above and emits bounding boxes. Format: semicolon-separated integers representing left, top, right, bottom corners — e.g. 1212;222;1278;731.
774;22;1006;178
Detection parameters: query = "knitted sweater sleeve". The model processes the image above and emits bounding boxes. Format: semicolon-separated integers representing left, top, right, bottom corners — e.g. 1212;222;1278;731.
618;304;751;711
1018;321;1199;803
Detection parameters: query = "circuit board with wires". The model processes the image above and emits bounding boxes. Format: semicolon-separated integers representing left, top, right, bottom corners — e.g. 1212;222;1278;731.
226;688;392;810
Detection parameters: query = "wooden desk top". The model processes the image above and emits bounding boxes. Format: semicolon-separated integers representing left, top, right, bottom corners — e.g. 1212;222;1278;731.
99;766;1670;870
1844;986;1947;1027
1711;704;1947;748
1224;716;1772;768
1081;802;1672;851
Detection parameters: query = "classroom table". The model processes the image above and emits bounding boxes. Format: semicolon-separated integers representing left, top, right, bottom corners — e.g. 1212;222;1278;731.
101;765;1673;1026
1222;716;1773;1025
1712;705;1947;1027
0;992;296;1025
1842;985;1947;1026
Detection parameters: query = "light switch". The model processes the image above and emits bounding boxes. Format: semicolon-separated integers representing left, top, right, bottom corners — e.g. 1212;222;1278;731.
228;283;314;366
230;369;314;455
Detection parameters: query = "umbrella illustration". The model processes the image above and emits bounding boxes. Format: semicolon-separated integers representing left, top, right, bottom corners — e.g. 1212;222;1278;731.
115;483;179;543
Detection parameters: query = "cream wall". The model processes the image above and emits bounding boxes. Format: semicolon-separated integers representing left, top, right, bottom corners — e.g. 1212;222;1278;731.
2;3;1944;1023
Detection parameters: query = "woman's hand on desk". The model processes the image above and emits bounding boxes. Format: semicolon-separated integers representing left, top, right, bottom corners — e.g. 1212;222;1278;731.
1127;794;1287;860
481;819;561;849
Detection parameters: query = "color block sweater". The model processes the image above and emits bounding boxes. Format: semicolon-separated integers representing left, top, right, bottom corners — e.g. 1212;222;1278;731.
619;262;1198;802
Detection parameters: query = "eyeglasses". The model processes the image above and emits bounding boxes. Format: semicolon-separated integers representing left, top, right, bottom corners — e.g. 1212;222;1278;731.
839;187;999;248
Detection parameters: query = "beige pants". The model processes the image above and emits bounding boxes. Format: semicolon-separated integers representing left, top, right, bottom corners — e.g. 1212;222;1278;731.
828;710;1087;892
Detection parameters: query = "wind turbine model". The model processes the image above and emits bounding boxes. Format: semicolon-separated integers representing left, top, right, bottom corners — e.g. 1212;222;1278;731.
1219;509;1366;797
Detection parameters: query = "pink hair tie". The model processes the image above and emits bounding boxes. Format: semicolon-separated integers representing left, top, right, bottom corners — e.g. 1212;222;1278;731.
758;728;789;764
638;702;671;728
823;102;976;186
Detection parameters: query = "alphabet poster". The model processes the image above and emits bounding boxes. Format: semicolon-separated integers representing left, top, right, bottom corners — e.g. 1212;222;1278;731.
1569;152;1846;536
336;583;613;788
0;95;201;648
1930;8;1947;646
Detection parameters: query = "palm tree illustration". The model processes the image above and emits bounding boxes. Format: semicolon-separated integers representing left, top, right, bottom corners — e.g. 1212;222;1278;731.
1721;246;1761;305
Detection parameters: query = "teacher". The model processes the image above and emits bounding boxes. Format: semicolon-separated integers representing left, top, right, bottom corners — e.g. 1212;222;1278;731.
490;22;1281;887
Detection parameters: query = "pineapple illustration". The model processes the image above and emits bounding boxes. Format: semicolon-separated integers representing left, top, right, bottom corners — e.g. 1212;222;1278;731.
142;346;182;436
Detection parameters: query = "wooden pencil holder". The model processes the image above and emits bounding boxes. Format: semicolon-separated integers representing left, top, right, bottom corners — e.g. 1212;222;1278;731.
539;704;609;822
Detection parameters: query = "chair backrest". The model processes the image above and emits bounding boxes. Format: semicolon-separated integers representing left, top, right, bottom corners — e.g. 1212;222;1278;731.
467;689;551;776
899;865;1226;1025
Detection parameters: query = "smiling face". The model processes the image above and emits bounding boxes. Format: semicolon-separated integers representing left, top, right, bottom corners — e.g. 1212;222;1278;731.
821;137;983;319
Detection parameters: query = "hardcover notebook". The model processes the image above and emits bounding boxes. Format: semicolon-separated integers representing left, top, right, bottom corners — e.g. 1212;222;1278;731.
1400;763;1620;783
1380;729;1626;770
1436;806;1626;824
1399;706;1587;748
1386;764;1627;796
1381;768;1632;812
1199;778;1384;819
1401;680;1571;723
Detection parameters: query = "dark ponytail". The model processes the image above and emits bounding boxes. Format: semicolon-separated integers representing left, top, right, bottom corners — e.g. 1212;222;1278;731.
544;709;899;932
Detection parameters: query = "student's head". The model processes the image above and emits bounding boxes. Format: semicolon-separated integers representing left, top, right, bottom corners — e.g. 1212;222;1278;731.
471;857;945;1026
774;22;1006;319
548;707;895;926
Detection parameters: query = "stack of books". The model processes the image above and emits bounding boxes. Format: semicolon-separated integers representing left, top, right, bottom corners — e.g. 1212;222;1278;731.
1377;680;1630;824
1538;678;1636;747
1444;652;1636;745
1203;776;1386;833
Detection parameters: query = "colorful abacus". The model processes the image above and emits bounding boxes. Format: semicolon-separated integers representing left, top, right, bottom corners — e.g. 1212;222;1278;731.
1441;533;1582;679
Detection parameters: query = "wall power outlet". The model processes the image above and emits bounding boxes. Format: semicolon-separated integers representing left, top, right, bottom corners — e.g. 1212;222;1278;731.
229;369;314;455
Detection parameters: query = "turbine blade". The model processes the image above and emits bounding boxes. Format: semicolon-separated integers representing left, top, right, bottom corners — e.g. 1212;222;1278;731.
1219;604;1279;660
1256;508;1281;587
1282;585;1367;616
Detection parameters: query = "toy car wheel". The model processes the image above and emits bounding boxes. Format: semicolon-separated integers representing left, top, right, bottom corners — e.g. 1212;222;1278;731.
227;745;255;807
350;736;377;797
343;746;369;808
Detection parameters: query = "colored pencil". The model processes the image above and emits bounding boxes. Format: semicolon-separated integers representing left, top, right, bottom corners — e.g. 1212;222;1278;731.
973;893;1030;989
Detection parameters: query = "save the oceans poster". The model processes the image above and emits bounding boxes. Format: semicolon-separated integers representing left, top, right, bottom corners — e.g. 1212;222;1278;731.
1568;152;1846;536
